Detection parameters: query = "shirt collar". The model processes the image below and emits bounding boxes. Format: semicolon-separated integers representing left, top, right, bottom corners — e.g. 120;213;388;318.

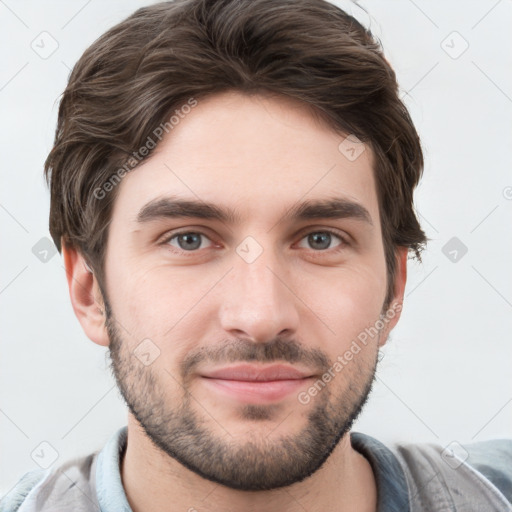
95;426;132;512
351;431;410;512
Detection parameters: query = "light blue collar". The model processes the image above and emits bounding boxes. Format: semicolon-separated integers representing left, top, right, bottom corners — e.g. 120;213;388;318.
95;426;132;512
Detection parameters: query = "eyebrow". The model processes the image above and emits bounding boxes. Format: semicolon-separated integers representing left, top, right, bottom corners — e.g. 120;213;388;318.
135;196;373;226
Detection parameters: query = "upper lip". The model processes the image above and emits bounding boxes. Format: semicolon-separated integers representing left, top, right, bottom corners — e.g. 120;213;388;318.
200;364;314;381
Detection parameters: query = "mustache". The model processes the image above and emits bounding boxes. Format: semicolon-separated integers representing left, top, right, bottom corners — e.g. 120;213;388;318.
179;337;330;378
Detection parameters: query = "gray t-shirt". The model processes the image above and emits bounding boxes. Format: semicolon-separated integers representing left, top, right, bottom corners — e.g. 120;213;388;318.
1;426;511;511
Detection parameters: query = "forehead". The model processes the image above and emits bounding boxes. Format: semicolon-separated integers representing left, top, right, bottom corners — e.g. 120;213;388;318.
111;91;379;226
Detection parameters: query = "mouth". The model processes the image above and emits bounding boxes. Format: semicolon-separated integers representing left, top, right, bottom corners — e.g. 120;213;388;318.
199;364;316;403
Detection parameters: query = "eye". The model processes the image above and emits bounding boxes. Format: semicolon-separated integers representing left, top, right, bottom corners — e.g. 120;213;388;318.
160;228;348;255
296;230;345;251
164;231;213;252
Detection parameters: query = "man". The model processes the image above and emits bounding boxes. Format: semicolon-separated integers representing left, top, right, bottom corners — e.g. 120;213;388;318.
2;0;511;511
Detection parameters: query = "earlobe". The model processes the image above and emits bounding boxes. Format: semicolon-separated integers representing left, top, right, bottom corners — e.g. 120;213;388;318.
62;243;110;347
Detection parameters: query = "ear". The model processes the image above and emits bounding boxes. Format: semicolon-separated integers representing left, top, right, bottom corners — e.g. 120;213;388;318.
378;246;408;347
62;242;110;347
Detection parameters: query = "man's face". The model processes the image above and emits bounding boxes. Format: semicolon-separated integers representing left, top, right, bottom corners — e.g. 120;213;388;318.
102;91;395;491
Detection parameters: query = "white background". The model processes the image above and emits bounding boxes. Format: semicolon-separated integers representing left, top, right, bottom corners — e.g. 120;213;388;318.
1;0;511;497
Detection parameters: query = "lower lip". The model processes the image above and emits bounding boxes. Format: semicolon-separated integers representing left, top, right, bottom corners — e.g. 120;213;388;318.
200;377;312;403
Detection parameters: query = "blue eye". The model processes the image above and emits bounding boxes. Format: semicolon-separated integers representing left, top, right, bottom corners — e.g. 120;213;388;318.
166;232;212;251
297;230;344;251
161;228;347;255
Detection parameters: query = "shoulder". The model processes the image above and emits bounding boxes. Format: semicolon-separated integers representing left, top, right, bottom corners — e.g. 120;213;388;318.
0;452;98;512
392;437;512;511
0;469;47;512
462;438;512;502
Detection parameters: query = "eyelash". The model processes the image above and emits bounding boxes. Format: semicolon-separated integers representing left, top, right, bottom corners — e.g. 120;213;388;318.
159;228;350;256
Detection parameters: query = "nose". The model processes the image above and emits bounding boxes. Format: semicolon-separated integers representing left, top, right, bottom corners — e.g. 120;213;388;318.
218;244;300;343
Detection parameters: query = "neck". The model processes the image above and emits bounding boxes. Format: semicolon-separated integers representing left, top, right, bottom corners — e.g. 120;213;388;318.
120;415;377;512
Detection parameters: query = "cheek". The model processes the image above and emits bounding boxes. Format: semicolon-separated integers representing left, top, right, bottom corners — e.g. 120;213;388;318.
110;262;221;344
300;263;387;341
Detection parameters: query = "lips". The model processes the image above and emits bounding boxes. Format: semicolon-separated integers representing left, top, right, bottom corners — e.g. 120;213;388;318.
198;364;316;403
200;363;312;381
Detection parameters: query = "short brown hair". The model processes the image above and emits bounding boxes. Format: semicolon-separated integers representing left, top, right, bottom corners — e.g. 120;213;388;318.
45;0;426;308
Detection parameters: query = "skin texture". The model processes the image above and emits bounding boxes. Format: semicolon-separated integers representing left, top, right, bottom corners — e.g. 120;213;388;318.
64;90;407;512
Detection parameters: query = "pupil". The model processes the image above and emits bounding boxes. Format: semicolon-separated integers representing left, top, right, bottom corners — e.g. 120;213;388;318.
179;233;201;250
309;232;330;250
